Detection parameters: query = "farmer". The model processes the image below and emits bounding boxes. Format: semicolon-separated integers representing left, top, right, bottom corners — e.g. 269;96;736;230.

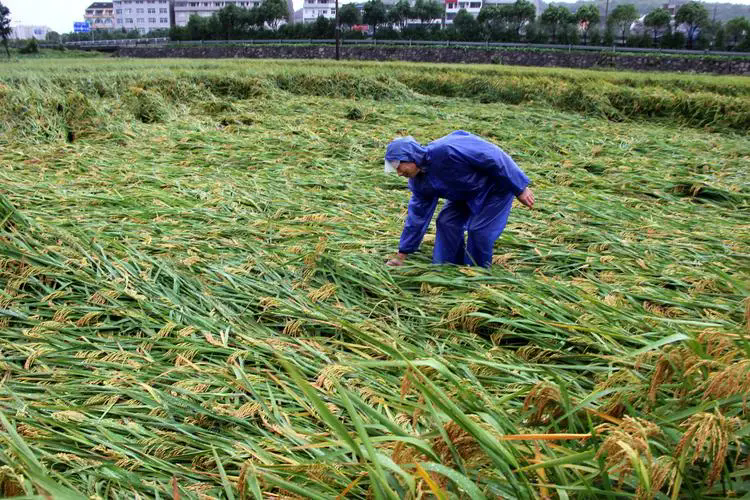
385;131;534;268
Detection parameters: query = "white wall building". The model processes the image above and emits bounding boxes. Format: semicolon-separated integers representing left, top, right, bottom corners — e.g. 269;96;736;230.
302;0;336;24
85;2;115;31
173;0;294;27
445;0;482;23
444;0;541;24
113;0;172;34
10;25;51;40
174;0;259;26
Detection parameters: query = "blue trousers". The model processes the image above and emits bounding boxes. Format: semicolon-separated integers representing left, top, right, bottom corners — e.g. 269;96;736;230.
432;191;515;267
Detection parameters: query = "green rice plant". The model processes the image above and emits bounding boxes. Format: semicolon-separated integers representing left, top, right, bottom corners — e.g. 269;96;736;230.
125;86;169;124
0;57;748;499
0;81;66;142
273;71;415;101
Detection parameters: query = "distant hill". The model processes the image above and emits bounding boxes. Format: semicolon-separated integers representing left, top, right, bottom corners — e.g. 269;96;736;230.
541;1;750;22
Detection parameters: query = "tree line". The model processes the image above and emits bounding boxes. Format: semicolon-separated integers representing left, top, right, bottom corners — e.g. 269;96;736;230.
2;0;749;53
166;0;749;51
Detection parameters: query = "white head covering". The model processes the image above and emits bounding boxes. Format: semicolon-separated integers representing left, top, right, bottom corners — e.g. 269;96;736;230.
384;136;425;174
384;159;400;174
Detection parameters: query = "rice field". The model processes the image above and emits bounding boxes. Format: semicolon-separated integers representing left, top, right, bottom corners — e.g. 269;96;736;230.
1;58;749;499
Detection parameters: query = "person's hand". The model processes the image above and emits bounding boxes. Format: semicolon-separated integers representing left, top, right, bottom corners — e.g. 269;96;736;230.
387;253;407;266
517;187;535;209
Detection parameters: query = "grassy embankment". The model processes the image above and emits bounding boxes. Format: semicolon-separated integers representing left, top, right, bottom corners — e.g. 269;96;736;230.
1;58;749;499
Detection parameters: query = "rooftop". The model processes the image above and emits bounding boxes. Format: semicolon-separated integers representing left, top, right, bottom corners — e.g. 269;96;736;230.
86;2;114;9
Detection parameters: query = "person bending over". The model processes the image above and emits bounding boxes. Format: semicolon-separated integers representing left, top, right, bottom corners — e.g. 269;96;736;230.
384;131;534;268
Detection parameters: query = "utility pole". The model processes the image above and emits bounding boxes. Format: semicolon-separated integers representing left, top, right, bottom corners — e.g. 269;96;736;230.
335;0;340;60
604;0;610;27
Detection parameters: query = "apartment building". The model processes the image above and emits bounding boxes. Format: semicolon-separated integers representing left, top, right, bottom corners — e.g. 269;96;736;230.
85;2;115;30
302;0;336;24
445;0;542;24
174;1;257;26
444;0;481;23
173;0;295;26
113;0;172;34
10;25;51;40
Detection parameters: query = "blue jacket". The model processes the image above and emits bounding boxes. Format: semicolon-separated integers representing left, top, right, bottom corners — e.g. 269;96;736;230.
385;131;530;254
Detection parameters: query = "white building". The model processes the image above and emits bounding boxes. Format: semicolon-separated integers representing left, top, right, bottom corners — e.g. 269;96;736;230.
445;0;482;24
85;2;115;31
444;0;542;24
293;7;304;23
302;0;336;24
174;0;258;26
113;0;172;34
10;25;51;40
173;0;294;27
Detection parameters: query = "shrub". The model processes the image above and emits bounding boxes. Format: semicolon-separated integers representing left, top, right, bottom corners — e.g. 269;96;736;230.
18;38;39;54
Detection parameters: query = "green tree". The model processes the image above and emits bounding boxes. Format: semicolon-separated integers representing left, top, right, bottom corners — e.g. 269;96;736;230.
187;14;209;40
541;5;572;44
45;31;61;44
339;4;361;29
363;0;387;35
643;7;671;45
0;1;11;58
477;5;505;37
387;0;411;29
413;0;443;26
453;8;479;40
259;0;288;30
217;4;246;39
243;7;260;29
168;25;188;41
695;18;720;49
725;16;749;48
607;4;638;44
675;1;708;49
508;0;535;36
524;20;547;43
206;13;222;39
713;22;725;49
18;37;38;54
310;15;334;37
575;4;599;45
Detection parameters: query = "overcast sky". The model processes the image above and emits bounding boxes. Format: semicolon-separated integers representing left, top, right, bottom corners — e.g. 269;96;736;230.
4;0;750;34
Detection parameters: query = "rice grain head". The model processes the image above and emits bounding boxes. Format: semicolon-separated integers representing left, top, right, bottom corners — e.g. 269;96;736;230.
444;303;480;333
315;364;354;393
282;319;303;337
307;282;337;303
596;416;661;483
675;410;741;486
595;370;646;418
523;382;564;425
701;359;750;406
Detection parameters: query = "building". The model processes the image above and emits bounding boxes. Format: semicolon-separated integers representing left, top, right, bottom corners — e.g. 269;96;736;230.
302;0;336;24
173;0;295;27
293;7;304;23
85;2;115;30
445;0;482;23
174;0;258;26
286;0;296;24
444;0;541;24
663;2;678;16
113;0;172;34
298;0;543;26
10;25;51;40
